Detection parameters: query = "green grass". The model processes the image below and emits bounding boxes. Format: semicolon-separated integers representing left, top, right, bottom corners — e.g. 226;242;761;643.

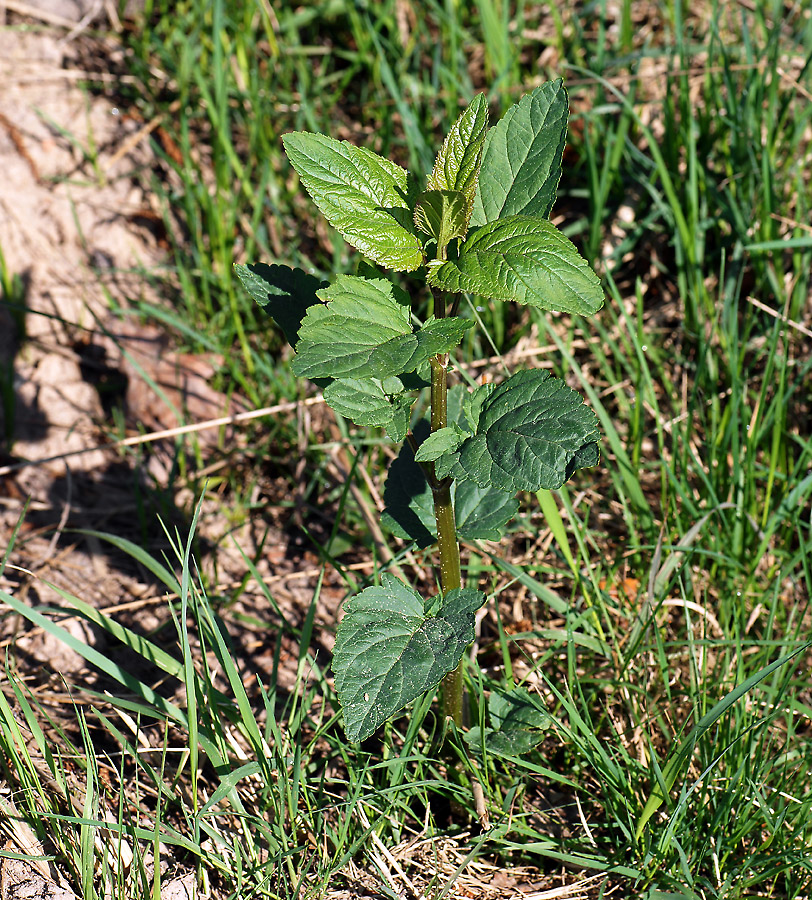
1;0;811;897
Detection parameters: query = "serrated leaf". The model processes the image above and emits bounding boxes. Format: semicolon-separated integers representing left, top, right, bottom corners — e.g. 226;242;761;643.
385;394;413;443
414;426;466;463
234;263;325;347
465;688;551;758
428;93;489;219
333;575;486;741
489;687;549;731
380;440;436;547
282;132;423;271
429;215;604;316
414;190;469;250
471;79;568;226
382;432;518;545
463;382;496;434
465;725;546;757
292;275;472;382
415;317;474;357
453;369;601;492
454;481;519;541
323;378;396;427
292;275;411;379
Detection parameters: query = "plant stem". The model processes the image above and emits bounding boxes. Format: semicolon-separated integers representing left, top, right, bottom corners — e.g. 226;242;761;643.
430;290;465;725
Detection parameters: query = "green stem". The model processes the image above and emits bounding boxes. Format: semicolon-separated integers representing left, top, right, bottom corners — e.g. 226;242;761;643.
429;290;465;726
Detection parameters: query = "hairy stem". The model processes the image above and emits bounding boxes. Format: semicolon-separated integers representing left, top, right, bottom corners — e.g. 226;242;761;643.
429;291;465;725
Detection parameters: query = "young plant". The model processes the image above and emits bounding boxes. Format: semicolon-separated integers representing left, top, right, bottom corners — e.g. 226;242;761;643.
236;80;603;743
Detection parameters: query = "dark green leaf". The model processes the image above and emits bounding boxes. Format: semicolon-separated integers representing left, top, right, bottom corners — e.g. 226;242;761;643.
282;132;423;271
429;216;604;316
471;79;568;225
428;93;489;219
466;725;546;757
414;425;466;463
382;433;518;545
234;263;325;347
465;687;551;758
453;370;601;492
385;394;413;443
489;686;549;731
454;481;519;541
333;575;486;741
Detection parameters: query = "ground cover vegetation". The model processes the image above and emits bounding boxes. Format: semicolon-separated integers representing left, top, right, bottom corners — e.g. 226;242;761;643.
1;0;811;898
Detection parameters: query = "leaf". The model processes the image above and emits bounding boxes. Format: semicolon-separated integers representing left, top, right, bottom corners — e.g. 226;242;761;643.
414;426;466;463
381;433;518;545
414;190;470;251
429;215;604;317
489;686;549;731
385;393;413;443
234;263;325;347
428;93;489;219
471;79;568;226
452;369;601;493
322;376;414;439
454;482;519;541
292;275;411;380
464;688;551;758
282;132;423;271
333;575;486;741
323;378;397;427
414;316;474;359
292;275;473;382
380;440;436;547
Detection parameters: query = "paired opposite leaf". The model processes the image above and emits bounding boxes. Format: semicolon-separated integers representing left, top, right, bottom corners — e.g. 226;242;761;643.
292;275;411;379
333;575;486;741
453;369;600;493
282;132;423;271
429;215;604;316
471;79;568;226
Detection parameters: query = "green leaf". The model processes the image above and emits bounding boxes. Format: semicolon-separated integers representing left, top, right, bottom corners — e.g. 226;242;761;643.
333;575;486;741
414;425;466;463
385;393;413;443
428;93;489;219
463;382;496;434
292;275;473;382
465;688;551;758
454;482;519;541
453;370;601;492
414;316;474;358
282;132;423;271
234;263;325;347
489;686;549;731
428;215;604;317
380;441;436;547
471;79;568;226
381;432;518;545
323;377;399;429
414;190;469;251
292;275;411;380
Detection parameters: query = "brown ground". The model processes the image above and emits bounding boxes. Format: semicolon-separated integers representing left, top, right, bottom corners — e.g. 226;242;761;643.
0;9;352;898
